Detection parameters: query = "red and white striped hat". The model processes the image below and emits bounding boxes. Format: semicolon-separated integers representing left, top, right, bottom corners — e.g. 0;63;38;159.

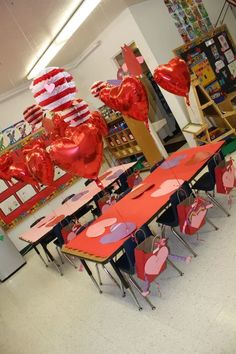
61;98;91;127
90;81;107;98
23;104;44;127
30;67;77;112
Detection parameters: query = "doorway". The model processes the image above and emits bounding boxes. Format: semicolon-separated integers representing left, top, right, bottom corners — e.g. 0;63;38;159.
113;42;187;154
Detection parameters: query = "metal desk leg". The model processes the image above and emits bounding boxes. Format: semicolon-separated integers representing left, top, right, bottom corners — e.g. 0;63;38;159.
33;245;48;267
110;260;143;311
42;245;63;276
80;259;102;294
171;227;197;257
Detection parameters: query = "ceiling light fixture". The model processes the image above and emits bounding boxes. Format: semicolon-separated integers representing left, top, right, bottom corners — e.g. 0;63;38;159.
27;0;102;80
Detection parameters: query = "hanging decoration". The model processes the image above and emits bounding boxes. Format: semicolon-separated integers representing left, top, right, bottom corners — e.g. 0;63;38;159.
23;104;44;130
61;99;90;127
30;67;77;112
90;81;108;98
49;123;103;179
99;76;149;125
23;139;54;186
154;57;190;104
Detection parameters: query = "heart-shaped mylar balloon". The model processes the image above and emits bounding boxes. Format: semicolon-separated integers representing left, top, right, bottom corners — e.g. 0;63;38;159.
154;57;190;103
0;153;13;181
99;77;149;124
87;111;108;137
7;156;39;186
23;139;54;186
49;123;103;179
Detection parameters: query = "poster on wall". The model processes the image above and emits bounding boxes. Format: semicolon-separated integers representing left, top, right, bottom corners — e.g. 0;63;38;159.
164;0;213;43
174;25;236;101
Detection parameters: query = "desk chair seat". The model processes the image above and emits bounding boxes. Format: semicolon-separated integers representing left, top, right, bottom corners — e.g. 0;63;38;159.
192;152;230;217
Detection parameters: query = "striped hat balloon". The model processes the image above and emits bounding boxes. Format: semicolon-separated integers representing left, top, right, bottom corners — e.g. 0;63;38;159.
23;104;44;129
90;81;107;98
61;99;91;127
30;67;77;112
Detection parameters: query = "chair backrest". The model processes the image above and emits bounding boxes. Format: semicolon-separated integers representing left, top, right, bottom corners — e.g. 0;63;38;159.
84;179;93;187
150;159;165;173
30;216;45;228
118;173;129;192
61;194;75;205
169;181;192;220
208;151;224;182
116;187;132;201
123;224;152;271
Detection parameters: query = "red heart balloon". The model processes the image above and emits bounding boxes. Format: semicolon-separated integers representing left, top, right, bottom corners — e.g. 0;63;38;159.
99;77;149;123
23;144;54;186
87;111;108;137
49;124;103;179
154;57;190;103
7;156;39;186
0;153;13;171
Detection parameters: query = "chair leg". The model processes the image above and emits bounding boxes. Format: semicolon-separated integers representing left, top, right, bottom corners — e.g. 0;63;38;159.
56;246;64;265
171;227;197;257
102;265;121;290
167;259;184;276
205;217;218;231
63;253;78;269
129;275;156;310
95;263;102;286
33;245;48;267
206;192;230;217
42;245;63;276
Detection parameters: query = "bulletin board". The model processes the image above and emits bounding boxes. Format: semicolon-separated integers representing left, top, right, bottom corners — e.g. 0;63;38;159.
174;25;236;103
0;128;78;230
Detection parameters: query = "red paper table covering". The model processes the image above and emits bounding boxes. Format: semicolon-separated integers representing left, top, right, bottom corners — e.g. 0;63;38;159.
65;142;223;259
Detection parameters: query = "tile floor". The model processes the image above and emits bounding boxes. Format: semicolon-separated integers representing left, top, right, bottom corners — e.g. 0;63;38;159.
1;158;236;354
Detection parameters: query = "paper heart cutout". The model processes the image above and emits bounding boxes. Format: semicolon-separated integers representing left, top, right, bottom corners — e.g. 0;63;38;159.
106;169;124;180
36;215;55;228
99;171;112;181
130;183;155;199
50;124;103;179
185;151;211;165
45;214;65;227
190;208;207;229
223;168;235;189
86;218;117;237
100;222;136;244
44;83;55;93
160;154;187;169
151;179;184;197
99;77;149;123
71;190;89;201
145;246;168;275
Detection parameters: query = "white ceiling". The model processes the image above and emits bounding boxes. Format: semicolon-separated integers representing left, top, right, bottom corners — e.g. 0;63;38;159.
0;0;145;97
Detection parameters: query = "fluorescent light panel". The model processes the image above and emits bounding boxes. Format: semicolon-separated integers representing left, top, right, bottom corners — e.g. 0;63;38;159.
27;0;101;80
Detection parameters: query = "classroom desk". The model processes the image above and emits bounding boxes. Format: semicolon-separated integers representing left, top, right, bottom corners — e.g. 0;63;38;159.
19;162;137;266
62;142;223;302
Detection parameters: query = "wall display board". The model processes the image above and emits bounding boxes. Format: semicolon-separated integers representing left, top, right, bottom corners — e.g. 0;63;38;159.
0;127;78;230
164;0;213;43
174;25;236;103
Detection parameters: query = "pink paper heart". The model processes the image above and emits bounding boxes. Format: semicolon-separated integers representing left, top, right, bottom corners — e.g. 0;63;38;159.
86;218;117;238
223;168;235;189
151;179;184;197
145;246;168;275
190;208;207;229
44;83;55;93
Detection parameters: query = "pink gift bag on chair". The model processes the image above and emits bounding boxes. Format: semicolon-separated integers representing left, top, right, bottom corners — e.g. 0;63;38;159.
215;158;235;195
